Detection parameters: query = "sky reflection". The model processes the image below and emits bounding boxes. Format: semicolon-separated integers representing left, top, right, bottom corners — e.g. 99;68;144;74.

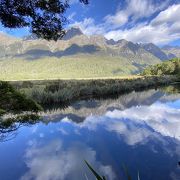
0;86;180;180
21;139;115;180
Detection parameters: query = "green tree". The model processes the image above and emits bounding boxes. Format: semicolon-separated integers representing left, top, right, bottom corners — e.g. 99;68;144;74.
0;0;89;40
141;58;180;76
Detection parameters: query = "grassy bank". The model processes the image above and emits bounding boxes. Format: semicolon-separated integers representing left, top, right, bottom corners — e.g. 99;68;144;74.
11;75;179;106
0;81;42;115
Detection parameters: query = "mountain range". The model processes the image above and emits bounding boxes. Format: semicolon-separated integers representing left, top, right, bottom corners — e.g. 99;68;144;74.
0;27;179;80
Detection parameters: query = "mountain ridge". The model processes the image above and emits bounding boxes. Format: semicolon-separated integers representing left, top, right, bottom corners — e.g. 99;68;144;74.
0;27;179;60
0;27;179;77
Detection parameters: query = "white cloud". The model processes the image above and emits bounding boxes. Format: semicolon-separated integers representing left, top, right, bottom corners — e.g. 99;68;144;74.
69;2;179;45
104;11;128;28
151;4;180;26
70;18;106;35
104;0;170;28
105;4;180;44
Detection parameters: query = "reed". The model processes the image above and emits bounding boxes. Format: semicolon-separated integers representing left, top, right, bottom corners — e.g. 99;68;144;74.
14;75;179;106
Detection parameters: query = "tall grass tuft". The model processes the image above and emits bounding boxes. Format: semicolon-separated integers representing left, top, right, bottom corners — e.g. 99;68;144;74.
14;75;179;106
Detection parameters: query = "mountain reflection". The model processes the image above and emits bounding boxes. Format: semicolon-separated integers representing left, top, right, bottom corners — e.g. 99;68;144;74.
41;86;180;124
61;102;180;144
0;85;180;180
1;85;180;142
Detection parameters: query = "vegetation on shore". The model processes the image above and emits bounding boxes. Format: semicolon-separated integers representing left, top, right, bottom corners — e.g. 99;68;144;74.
0;81;42;115
0;81;42;141
13;75;178;106
141;58;180;76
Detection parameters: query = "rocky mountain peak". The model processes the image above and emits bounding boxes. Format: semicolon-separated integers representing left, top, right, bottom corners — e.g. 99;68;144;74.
62;27;83;40
106;39;117;45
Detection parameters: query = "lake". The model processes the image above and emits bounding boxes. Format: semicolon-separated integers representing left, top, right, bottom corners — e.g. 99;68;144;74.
0;84;180;180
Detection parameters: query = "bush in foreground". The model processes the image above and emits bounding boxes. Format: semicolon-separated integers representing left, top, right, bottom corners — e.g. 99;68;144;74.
0;81;42;114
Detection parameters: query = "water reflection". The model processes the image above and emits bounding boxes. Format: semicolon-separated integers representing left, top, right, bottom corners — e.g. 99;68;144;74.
0;113;40;142
60;102;180;144
21;140;115;180
0;85;180;180
41;86;180;124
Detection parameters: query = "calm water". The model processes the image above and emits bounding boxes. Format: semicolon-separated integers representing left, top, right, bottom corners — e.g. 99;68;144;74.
0;85;180;180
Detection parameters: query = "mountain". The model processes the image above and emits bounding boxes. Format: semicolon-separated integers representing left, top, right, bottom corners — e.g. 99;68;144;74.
0;33;22;57
140;43;174;60
162;45;180;58
0;32;19;45
62;27;83;40
0;27;179;80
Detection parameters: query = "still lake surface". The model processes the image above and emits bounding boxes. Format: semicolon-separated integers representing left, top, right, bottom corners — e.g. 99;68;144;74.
0;84;180;180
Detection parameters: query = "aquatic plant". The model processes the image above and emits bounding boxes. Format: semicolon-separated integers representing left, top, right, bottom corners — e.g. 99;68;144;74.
85;161;141;180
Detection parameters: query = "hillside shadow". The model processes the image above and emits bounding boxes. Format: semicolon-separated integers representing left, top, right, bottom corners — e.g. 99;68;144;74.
16;44;100;60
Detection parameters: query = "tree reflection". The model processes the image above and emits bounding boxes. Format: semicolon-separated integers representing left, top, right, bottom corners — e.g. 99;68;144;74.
0;113;40;142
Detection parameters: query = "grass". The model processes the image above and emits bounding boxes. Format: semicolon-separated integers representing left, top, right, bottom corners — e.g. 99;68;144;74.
0;55;149;81
12;75;179;106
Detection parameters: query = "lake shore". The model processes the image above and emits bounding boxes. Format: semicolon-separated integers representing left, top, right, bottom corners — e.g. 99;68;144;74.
9;75;179;106
2;75;141;82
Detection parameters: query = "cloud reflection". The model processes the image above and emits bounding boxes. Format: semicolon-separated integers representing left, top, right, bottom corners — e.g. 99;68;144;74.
106;104;180;141
21;140;115;180
62;103;180;145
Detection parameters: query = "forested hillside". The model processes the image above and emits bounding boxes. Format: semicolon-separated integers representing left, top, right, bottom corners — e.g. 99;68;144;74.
142;58;180;76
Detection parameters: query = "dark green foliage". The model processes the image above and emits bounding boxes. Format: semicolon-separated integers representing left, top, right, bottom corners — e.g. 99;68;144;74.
0;114;40;129
0;81;42;114
0;0;88;40
0;81;42;141
142;58;180;76
0;109;6;116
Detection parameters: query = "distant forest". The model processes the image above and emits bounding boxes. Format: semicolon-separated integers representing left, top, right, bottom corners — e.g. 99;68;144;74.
142;58;180;76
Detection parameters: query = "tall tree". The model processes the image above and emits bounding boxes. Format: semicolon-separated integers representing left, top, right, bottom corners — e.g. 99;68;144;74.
0;0;89;40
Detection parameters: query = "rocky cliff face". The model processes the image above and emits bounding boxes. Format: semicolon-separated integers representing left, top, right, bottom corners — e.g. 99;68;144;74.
140;43;172;60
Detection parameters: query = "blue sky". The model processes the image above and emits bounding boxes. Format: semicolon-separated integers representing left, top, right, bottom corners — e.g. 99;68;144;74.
0;0;180;46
